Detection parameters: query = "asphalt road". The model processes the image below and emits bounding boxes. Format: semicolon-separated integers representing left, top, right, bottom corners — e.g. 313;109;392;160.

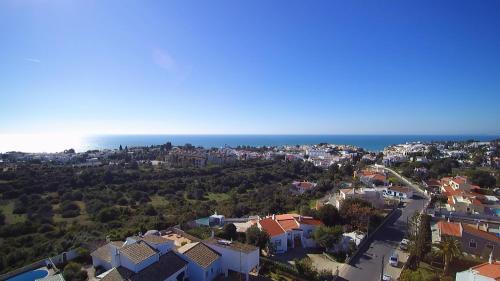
339;172;429;281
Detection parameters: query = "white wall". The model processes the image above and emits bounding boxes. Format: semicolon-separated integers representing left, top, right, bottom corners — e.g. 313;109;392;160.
120;252;159;273
456;270;493;281
206;244;259;276
182;256;222;281
270;233;287;253
91;257;112;271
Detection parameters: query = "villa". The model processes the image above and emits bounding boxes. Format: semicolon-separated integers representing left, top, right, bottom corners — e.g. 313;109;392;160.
91;230;260;281
257;214;323;254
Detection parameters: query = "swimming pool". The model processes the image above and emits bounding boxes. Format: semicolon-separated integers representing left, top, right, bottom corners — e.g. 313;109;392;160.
7;269;49;281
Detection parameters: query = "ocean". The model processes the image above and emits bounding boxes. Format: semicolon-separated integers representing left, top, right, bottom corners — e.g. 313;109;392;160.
78;134;499;153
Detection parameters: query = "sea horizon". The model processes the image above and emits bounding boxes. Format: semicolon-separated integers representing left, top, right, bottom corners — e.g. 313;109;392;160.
1;134;498;154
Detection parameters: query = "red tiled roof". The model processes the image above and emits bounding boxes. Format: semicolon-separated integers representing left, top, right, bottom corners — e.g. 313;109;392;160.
277;219;299;231
388;186;411;193
437;221;462;237
470;261;500;280
259;218;285;237
471;198;483;206
275;214;299;220
294;181;316;190
299;218;323;226
451;177;467;185
442;185;461;196
462;224;500;243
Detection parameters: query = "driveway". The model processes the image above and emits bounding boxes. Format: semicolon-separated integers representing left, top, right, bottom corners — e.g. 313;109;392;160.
270;247;344;275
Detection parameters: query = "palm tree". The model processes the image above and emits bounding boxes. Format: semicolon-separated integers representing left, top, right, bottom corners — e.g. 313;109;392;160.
433;237;462;275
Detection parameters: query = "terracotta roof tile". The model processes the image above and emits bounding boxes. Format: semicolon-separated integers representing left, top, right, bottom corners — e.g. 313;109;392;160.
437;221;462;237
299;218;323;226
277;219;299;231
462;224;500;243
470;261;500;280
259;218;285;237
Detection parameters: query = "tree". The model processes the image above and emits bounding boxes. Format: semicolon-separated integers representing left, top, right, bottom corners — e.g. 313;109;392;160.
119;144;123;151
407;213;432;269
433;237;462;275
0;210;5;226
246;225;269;253
313;225;343;251
467;170;496;189
294;257;317;280
339;198;373;231
316;204;341;227
63;262;87;281
221;223;237;240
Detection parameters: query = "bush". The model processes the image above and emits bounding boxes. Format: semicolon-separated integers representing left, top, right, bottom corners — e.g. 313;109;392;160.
63;262;87;281
97;207;121;223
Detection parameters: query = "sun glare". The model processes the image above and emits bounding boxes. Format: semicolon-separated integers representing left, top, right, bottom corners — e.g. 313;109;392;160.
0;134;84;153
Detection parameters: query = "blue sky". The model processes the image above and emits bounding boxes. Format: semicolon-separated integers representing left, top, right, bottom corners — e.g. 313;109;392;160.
1;0;499;135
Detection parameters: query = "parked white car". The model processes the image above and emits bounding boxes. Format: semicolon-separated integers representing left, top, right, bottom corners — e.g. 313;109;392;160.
400;239;409;251
382;274;392;281
389;252;399;267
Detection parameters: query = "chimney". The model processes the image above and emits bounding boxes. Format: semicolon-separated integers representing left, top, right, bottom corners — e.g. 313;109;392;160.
272;214;275;221
489;250;494;264
110;244;120;267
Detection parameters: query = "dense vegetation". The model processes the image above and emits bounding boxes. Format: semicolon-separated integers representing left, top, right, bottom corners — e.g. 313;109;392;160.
0;158;355;274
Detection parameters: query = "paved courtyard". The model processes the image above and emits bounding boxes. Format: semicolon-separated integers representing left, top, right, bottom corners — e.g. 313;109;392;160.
270;247;344;275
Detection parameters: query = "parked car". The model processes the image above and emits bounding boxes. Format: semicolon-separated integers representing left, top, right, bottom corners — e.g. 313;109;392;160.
382;274;392;281
389;252;399;267
400;239;409;251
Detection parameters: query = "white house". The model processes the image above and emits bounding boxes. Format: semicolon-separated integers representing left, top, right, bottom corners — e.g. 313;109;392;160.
291;181;317;194
333;188;385;209
257;217;287;253
91;234;187;281
178;242;222;281
332;231;366;253
258;214;324;253
455;259;499;281
204;238;260;281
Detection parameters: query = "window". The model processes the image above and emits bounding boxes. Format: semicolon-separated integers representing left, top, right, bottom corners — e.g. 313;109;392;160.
275;240;281;247
211;268;213;273
486;244;494;250
469;239;477;248
399;192;403;197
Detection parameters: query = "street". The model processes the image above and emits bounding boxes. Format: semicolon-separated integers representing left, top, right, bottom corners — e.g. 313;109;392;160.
338;167;429;281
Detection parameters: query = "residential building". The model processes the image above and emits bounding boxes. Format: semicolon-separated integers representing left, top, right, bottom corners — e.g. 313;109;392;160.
290;181;317;194
257;217;287;253
257;214;323;253
178;242;222;281
356;169;387;187
455;259;500;281
203;237;260;281
440;176;499;217
332;188;385;209
434;221;500;259
92;230;260;281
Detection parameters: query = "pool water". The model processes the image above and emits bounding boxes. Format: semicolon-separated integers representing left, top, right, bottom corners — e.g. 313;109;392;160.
7;269;49;281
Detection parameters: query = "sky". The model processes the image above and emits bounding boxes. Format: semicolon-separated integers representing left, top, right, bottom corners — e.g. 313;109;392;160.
1;0;500;136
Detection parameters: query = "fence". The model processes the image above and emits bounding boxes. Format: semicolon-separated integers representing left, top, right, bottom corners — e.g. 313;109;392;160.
0;249;79;281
